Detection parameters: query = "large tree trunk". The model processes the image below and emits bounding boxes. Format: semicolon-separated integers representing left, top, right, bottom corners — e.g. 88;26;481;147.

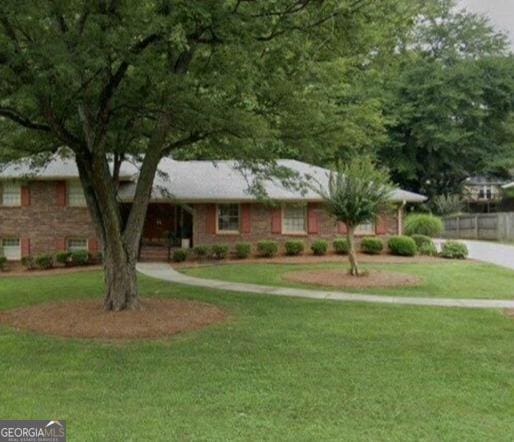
346;226;361;276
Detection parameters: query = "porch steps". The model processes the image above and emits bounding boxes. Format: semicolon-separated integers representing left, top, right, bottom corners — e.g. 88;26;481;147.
139;246;169;262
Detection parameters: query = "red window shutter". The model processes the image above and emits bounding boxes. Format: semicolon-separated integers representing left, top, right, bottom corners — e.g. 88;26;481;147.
337;222;348;234
55;238;67;252
21;238;31;257
56;181;67;207
21;185;31;207
376;215;388;235
88;238;99;254
241;204;251;234
307;203;320;234
271;207;282;234
206;204;217;234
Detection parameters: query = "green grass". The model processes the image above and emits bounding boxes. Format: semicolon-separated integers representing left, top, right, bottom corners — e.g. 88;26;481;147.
1;271;514;440
183;261;514;300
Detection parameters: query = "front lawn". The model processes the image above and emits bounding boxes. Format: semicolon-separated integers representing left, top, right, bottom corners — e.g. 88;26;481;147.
183;261;514;300
0;271;513;440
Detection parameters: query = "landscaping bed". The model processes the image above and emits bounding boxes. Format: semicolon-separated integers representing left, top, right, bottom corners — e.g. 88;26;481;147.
0;298;228;341
283;269;423;289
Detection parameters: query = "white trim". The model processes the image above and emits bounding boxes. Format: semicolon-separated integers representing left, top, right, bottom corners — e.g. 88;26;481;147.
281;203;307;235
215;203;241;234
1;181;21;207
1;237;21;261
67;180;87;207
67;238;89;252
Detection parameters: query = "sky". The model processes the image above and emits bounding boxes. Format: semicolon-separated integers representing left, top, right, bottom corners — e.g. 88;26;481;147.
458;0;514;49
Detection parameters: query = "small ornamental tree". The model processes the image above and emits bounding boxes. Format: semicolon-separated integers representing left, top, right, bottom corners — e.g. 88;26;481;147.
317;158;392;276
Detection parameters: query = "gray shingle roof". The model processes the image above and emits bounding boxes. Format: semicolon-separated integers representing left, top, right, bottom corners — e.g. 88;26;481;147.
0;155;426;203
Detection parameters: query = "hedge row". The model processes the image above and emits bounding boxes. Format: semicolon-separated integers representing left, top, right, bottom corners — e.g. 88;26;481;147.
20;251;101;271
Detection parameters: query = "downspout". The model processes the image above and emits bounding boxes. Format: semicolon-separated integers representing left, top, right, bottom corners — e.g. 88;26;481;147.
398;200;406;235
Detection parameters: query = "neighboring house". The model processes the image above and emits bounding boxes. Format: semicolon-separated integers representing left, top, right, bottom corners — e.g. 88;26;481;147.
462;176;506;213
0;156;425;261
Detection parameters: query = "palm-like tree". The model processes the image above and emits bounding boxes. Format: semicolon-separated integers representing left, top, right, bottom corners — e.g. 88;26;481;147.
317;158;392;276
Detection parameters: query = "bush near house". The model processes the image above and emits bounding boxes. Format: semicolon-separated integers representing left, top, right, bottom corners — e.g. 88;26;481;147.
211;244;230;260
21;256;36;270
388;236;417;256
410;234;433;249
257;240;279;258
419;242;438;256
441;241;468;259
235;243;252;259
284;240;305;256
333;239;349;255
404;214;443;237
35;254;54;270
56;252;72;266
172;249;188;262
0;256;7;271
193;245;210;259
311;240;328;256
71;251;91;266
360;237;383;255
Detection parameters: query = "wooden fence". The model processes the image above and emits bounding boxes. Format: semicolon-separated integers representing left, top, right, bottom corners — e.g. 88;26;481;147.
443;212;514;241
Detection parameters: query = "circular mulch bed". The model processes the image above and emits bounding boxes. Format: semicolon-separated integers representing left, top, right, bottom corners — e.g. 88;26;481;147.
283;269;423;289
0;299;228;341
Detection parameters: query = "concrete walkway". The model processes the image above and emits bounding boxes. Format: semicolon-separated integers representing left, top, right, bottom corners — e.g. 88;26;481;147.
137;260;514;310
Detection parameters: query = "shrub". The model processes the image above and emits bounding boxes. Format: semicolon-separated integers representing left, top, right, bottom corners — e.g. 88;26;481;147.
440;241;468;259
311;240;328;256
404;214;443;237
193;245;210;259
211;244;229;260
333;239;349;255
360;237;383;255
172;249;188;262
35;254;54;270
21;256;36;270
0;256;7;271
419;242;438;256
388;236;417;256
410;234;433;249
55;251;72;266
71;250;90;266
235;242;252;259
284;240;305;256
93;252;104;264
257;240;279;257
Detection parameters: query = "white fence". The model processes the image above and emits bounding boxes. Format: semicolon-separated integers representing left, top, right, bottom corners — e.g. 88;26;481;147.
443;212;514;241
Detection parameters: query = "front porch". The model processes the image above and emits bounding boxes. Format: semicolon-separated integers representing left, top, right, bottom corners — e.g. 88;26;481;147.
136;203;193;261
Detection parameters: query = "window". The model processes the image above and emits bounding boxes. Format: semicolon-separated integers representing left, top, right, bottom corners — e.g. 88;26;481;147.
67;238;88;252
68;181;87;207
217;204;240;233
283;204;307;233
355;221;375;235
1;238;21;260
2;182;21;206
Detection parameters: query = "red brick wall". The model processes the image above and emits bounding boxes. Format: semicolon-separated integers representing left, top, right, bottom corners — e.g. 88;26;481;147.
0;181;98;257
193;203;399;250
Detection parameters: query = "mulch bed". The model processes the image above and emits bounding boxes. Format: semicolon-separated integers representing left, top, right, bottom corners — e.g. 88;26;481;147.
0;264;102;277
0;299;228;342
283;269;423;289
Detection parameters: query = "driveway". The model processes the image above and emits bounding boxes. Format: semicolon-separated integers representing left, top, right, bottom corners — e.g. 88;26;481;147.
436;239;514;271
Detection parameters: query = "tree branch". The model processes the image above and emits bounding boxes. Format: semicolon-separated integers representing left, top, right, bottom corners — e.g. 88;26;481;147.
0;107;51;132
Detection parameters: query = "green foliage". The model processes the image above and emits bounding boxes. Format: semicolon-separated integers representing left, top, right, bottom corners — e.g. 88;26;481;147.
257;241;279;258
333;239;349;255
419;242;438;257
55;252;72;266
410;234;433;249
388;236;417;257
21;256;36;270
35;254;54;270
193;246;210;259
172;250;188;263
318;158;393;230
404;214;443;237
235;243;252;259
211;245;229;260
71;251;91;266
311;240;328;256
0;256;7;271
430;194;464;216
360;237;384;255
284;241;305;256
441;241;468;259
